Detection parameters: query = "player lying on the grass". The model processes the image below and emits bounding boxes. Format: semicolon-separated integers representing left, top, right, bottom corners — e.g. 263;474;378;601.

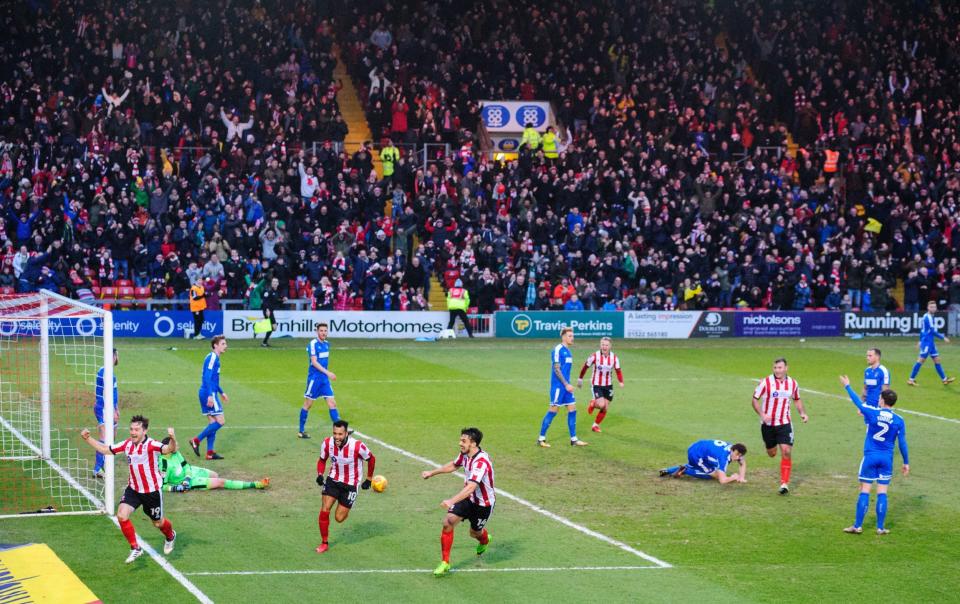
422;427;495;577
659;439;748;484
159;439;269;492
315;420;375;554
80;415;178;563
839;375;909;535
577;336;624;433
908;300;955;386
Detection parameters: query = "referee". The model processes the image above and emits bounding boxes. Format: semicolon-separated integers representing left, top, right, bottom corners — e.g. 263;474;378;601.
261;277;286;348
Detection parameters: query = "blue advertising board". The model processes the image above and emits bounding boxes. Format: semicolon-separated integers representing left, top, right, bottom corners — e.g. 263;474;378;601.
733;312;842;337
0;311;224;338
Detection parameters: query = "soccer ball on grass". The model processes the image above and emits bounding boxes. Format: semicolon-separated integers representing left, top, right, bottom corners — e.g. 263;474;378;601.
371;475;388;493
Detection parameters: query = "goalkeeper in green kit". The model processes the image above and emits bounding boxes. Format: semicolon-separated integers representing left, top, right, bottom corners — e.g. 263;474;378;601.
160;438;270;492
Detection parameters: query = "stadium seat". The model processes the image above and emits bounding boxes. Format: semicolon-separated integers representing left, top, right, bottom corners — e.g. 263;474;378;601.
115;279;133;288
134;287;151;299
99;287;116;299
0;286;14;295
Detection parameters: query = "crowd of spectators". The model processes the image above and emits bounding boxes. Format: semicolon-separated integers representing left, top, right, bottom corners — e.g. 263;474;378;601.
3;0;960;315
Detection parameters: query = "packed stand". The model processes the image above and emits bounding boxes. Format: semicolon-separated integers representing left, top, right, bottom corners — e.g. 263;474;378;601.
4;0;960;315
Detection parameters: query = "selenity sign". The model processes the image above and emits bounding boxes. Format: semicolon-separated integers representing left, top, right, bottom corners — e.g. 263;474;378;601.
495;311;623;338
0;311;224;338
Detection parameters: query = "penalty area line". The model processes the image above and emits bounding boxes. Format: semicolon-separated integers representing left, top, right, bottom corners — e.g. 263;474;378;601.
185;565;667;576
353;429;673;569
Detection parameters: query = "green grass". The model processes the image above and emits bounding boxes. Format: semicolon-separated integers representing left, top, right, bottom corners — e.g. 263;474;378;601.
3;337;960;603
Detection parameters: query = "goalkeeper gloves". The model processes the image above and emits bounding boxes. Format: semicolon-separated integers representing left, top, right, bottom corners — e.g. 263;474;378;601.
316;474;324;486
361;478;371;490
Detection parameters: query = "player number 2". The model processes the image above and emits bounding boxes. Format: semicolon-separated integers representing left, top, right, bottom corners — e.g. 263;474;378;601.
873;422;889;442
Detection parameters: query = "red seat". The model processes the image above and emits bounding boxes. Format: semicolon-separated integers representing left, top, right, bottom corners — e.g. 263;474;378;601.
134;287;151;299
0;286;14;295
115;279;133;288
118;286;135;299
99;287;116;299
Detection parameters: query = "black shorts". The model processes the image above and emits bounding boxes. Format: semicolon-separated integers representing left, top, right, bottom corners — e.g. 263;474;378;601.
323;477;358;509
761;423;794;449
592;385;614;402
448;498;493;531
120;486;164;521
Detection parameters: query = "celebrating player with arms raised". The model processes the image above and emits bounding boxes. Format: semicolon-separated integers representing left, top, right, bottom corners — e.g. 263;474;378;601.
577;337;624;433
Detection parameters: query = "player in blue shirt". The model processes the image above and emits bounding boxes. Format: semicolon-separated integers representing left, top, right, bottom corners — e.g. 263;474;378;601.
189;335;229;460
537;327;588;447
297;322;339;439
862;348;890;410
92;348;119;478
839;375;909;535
659;439;748;484
908;300;954;386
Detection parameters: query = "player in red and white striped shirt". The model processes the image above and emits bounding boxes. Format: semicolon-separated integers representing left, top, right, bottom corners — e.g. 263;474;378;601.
315;420;376;554
751;357;809;495
577;337;624;433
81;414;179;563
422;427;494;577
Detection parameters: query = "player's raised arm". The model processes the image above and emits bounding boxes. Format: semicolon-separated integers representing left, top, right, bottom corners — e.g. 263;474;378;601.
79;428;112;455
421;460;458;480
161;428;177;454
840;375;872;415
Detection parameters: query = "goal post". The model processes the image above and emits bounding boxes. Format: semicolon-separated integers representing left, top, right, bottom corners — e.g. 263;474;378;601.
0;290;115;518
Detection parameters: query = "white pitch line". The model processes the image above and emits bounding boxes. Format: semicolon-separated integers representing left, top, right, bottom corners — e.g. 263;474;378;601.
109;517;213;604
748;378;960;425
353;429;673;569
185;565;664;577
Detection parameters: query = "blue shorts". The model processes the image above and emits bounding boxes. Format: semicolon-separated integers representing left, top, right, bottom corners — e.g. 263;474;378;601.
94;405;119;426
920;342;939;358
198;391;223;416
549;386;575;406
304;378;334;400
858;453;893;485
685;449;719;479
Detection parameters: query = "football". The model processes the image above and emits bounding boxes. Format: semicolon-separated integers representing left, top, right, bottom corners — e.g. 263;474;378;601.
371;475;388;493
438;329;457;339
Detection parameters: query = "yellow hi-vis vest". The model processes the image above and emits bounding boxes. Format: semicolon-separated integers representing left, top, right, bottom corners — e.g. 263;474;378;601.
447;287;469;310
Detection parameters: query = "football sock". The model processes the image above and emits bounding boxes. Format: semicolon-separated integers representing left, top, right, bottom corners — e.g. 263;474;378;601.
159;518;175;540
910;362;922;379
780;458;792;484
196;423;216;444
440;529;454;563
567;410;577;439
94;451;104;472
119;518;138;548
854;492;869;528
539;410;557;438
328;407;340;423
876;493;888;530
587;400;595;415
224;480;255;490
936;363;947;380
477;529;489;545
207;423;223;451
319;510;330;543
663;465;680;474
595;409;607;425
299;408;309;432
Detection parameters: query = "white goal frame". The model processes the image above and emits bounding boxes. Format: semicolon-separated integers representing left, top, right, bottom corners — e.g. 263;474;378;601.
0;289;115;518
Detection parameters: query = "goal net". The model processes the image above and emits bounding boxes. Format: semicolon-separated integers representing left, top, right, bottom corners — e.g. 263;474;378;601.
0;290;115;518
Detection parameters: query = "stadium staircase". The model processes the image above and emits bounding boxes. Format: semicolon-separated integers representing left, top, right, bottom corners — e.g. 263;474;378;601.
333;44;382;177
428;276;447;310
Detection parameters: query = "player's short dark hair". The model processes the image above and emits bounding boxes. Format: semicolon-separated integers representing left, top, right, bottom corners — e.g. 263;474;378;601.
333;419;349;430
881;390;898;406
461;427;483;446
731;443;747;456
316;322;328;329
868;348;882;357
161;436;171;445
130;414;149;429
773;357;787;365
211;335;226;348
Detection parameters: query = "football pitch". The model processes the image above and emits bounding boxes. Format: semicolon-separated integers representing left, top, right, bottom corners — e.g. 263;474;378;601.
4;337;960;603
